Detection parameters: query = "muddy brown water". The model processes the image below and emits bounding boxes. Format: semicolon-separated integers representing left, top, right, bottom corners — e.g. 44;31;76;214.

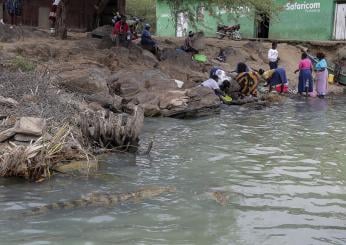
0;97;346;245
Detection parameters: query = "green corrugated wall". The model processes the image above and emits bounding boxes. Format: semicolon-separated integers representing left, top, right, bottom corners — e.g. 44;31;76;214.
156;0;336;41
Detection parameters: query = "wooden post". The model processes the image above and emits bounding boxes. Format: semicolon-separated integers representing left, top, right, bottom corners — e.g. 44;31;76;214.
56;0;69;39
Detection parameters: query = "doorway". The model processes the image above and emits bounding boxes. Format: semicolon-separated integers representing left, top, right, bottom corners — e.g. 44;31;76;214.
256;13;270;38
334;3;346;40
176;12;188;37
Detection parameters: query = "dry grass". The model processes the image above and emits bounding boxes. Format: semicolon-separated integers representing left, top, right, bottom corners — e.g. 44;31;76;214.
0;124;93;181
0;67;81;128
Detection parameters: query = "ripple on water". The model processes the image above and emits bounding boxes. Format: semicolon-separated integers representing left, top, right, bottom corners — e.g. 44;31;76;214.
87;215;115;224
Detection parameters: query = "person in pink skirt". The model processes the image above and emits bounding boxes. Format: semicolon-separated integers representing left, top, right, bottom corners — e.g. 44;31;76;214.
315;52;328;99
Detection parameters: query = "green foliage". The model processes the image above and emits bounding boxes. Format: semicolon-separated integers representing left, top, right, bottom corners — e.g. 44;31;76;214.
10;56;36;72
163;0;282;24
126;0;157;32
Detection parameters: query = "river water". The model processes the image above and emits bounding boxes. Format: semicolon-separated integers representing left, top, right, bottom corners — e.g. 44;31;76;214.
1;97;346;245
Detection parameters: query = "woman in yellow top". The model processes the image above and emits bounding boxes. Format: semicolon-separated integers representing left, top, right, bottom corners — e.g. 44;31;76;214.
259;67;288;93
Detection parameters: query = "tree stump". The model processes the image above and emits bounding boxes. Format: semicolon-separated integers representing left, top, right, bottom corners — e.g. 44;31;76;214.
80;106;144;152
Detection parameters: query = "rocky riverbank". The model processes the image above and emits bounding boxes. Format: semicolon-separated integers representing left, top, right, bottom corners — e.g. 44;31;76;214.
0;25;344;181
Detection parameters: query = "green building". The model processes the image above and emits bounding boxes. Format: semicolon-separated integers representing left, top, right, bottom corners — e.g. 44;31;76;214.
156;0;346;41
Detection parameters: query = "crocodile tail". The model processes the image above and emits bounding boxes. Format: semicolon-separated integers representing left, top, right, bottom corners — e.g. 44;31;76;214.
24;199;90;216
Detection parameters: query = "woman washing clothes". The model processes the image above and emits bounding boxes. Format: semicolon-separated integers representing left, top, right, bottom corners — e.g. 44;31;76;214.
315;52;328;98
201;70;231;103
259;67;288;93
235;62;260;98
295;53;313;96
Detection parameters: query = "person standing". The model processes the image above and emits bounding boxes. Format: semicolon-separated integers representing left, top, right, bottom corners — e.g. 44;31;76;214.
268;42;279;69
295;53;313;96
5;0;23;28
49;0;61;33
315;52;328;98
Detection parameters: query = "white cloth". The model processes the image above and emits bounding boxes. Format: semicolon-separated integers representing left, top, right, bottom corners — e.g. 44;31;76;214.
201;79;220;90
53;0;61;5
268;49;279;62
215;69;232;85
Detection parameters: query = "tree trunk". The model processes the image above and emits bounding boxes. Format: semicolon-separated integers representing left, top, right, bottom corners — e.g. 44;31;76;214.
56;0;68;39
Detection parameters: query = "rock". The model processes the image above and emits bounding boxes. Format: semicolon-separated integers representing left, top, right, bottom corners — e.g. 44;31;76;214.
0;128;16;142
87;102;104;112
14;117;46;136
85;94;124;113
97;35;114;50
56;63;110;95
108;68;221;118
108;68;178;98
14;134;39;142
142;50;159;67
142;103;161;117
161;87;221;118
91;25;113;39
159;90;188;109
0;96;19;107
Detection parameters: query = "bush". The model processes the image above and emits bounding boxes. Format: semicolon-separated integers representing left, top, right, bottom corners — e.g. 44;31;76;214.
126;0;156;33
10;56;36;72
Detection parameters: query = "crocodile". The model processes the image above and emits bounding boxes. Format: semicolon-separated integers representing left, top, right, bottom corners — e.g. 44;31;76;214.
23;186;176;216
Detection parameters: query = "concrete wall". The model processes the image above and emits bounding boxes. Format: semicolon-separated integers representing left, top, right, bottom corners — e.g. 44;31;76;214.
156;0;337;41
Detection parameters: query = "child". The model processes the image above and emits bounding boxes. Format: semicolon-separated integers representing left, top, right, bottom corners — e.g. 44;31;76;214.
268;42;279;69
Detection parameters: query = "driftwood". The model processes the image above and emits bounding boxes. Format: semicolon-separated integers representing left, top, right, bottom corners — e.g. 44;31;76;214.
0;128;16;142
80;106;144;152
0;96;19;107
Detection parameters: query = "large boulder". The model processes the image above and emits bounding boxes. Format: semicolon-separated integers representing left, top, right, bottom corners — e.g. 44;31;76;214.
53;62;110;95
108;68;221;118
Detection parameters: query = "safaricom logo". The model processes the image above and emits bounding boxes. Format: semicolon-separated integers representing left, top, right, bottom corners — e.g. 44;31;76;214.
286;2;321;12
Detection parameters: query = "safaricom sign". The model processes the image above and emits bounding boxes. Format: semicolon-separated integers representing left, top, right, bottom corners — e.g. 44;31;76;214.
286;2;321;12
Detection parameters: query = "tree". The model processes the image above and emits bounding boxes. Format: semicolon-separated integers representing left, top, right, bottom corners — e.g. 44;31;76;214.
163;0;282;24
